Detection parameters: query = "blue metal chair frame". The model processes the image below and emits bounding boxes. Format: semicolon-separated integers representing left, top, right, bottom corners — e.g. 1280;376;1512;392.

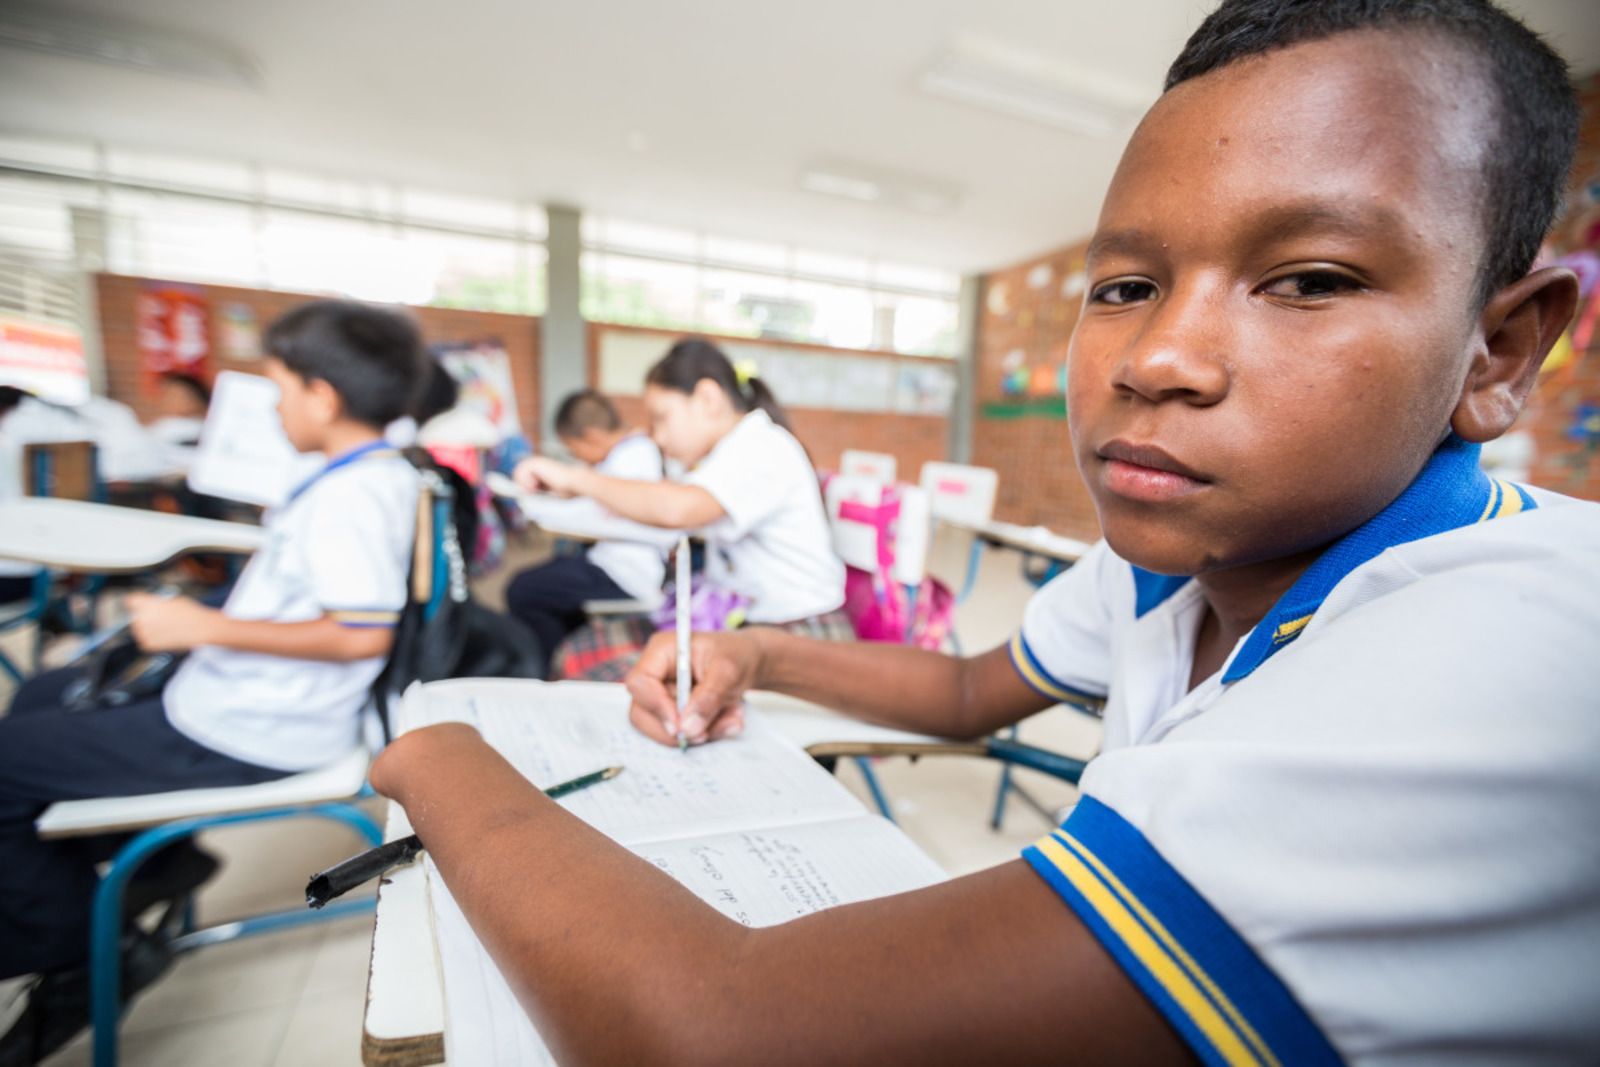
88;803;382;1067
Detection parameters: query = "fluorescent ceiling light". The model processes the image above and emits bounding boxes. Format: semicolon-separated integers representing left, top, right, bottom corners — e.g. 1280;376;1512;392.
0;1;259;90
918;43;1140;138
799;159;961;215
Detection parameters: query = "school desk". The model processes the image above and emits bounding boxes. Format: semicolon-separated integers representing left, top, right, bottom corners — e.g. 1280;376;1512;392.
941;515;1093;595
0;497;265;574
359;686;940;1067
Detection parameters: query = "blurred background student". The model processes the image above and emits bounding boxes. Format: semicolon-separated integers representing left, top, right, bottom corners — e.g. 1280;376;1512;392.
504;388;665;675
516;338;847;682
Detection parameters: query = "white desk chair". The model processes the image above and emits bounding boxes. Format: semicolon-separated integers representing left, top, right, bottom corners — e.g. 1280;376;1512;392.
34;749;382;1067
822;476;936;822
919;462;1000;649
839;449;896;485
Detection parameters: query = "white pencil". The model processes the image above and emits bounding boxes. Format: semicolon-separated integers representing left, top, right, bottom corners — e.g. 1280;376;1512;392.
674;535;691;753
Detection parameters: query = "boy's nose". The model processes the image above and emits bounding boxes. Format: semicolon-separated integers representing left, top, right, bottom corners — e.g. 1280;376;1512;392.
1110;284;1231;407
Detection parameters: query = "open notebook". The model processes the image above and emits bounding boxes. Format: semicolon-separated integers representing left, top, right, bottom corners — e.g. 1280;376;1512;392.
399;679;945;1066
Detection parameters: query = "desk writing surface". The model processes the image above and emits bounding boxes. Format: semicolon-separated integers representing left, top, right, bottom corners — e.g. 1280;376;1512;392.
942;516;1092;564
0;497;265;573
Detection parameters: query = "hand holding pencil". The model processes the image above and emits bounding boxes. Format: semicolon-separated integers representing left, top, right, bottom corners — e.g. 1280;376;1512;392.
624;628;757;748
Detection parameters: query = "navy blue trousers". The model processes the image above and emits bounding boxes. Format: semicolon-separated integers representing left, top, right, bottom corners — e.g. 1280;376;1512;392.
504;555;629;676
0;669;285;977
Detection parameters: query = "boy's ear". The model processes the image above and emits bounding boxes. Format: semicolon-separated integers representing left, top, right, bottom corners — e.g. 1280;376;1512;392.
306;376;345;424
1452;266;1579;442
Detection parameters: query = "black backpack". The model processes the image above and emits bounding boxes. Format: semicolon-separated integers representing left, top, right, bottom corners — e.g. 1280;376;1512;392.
372;453;544;736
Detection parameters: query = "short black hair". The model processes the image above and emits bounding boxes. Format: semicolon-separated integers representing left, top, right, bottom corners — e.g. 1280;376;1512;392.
554;388;622;438
1166;0;1578;305
158;371;211;408
263;300;426;428
413;360;460;424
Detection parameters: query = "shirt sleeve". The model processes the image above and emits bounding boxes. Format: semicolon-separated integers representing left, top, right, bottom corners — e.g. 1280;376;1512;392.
1009;540;1119;708
301;470;417;628
686;423;796;539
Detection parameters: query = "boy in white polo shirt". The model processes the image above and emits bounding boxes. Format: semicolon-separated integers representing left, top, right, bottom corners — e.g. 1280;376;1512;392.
504;389;666;674
0;300;423;1058
372;1;1600;1063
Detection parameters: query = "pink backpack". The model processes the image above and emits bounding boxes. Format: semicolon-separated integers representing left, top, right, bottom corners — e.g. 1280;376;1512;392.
834;483;955;650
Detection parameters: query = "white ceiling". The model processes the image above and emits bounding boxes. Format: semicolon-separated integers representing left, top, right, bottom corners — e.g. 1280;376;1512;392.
2;0;1597;275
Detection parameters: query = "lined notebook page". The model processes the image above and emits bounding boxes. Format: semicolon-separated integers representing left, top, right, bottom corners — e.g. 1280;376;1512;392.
428;816;943;1066
402;679;865;844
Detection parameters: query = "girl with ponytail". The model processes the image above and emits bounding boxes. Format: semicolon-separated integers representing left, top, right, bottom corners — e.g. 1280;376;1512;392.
515;337;847;684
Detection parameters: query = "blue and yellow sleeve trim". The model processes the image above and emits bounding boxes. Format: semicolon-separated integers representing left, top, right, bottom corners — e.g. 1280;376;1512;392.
1023;797;1344;1067
1007;632;1106;712
326;607;401;629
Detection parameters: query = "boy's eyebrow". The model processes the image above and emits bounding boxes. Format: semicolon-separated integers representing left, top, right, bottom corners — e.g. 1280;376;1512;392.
1084;201;1408;267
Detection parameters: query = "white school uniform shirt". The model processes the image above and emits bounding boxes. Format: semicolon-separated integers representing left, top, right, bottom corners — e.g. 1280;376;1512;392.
164;441;418;772
685;409;845;623
585;433;667;601
1011;436;1600;1067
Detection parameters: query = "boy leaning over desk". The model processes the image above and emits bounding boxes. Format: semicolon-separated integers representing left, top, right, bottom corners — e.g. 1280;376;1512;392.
0;300;425;1062
374;1;1600;1063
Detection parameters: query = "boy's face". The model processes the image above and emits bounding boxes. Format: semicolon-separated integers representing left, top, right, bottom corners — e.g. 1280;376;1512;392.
562;428;613;466
264;357;337;454
1070;30;1495;576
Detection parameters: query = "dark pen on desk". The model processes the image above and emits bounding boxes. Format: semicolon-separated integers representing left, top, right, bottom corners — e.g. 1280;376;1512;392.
304;764;623;909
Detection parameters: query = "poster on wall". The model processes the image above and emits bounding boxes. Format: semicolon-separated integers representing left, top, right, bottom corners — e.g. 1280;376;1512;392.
218;302;263;362
894;362;957;415
435;339;525;443
137;283;212;385
0;316;90;405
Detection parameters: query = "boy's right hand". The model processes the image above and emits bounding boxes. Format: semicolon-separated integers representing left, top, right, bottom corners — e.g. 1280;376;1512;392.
624;630;762;747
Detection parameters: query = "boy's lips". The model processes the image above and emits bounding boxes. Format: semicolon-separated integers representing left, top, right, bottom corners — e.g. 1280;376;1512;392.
1096;439;1211;502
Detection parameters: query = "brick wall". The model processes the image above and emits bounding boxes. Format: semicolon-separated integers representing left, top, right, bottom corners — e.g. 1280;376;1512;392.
971;68;1600;538
972;240;1097;539
94;273;544;439
591;324;951;479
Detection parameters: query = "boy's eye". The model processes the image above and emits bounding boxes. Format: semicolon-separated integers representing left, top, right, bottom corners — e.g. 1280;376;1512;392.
1090;279;1157;306
1261;270;1361;300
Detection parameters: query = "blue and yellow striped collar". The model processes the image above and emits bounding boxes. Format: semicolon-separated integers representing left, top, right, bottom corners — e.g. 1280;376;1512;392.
285;438;401;505
1129;435;1534;684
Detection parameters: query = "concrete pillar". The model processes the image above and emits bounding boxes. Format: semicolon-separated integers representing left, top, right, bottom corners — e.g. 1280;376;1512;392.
540;203;585;448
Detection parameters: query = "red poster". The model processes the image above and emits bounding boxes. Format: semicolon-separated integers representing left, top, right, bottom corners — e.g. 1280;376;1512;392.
137;284;212;385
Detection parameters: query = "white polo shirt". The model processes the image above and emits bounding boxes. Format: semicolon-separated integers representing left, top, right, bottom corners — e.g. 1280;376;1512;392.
164;441;418;771
686;409;845;624
585;433;667;601
1012;436;1600;1066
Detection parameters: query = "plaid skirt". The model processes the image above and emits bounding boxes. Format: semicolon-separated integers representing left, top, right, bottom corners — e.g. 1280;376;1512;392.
551;608;857;683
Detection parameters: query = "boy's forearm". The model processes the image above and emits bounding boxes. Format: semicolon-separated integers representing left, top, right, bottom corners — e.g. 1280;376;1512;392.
383;728;749;1065
749;631;1040;739
207;615;393;662
572;469;720;529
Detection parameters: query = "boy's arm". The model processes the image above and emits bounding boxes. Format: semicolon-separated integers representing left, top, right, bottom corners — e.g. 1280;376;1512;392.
127;593;393;662
626;629;1056;744
517;456;724;529
373;725;1193;1067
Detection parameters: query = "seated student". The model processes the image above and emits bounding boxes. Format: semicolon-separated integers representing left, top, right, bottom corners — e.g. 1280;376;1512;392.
371;2;1600;1062
514;339;848;681
146;371;211;449
0;300;425;1061
503;389;667;674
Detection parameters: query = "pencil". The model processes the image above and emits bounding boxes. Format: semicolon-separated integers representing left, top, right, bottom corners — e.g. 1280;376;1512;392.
675;534;691;753
305;765;624;908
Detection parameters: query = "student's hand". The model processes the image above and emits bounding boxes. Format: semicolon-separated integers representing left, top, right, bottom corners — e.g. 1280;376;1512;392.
624;630;763;747
125;592;220;653
514;456;585;497
370;722;485;805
